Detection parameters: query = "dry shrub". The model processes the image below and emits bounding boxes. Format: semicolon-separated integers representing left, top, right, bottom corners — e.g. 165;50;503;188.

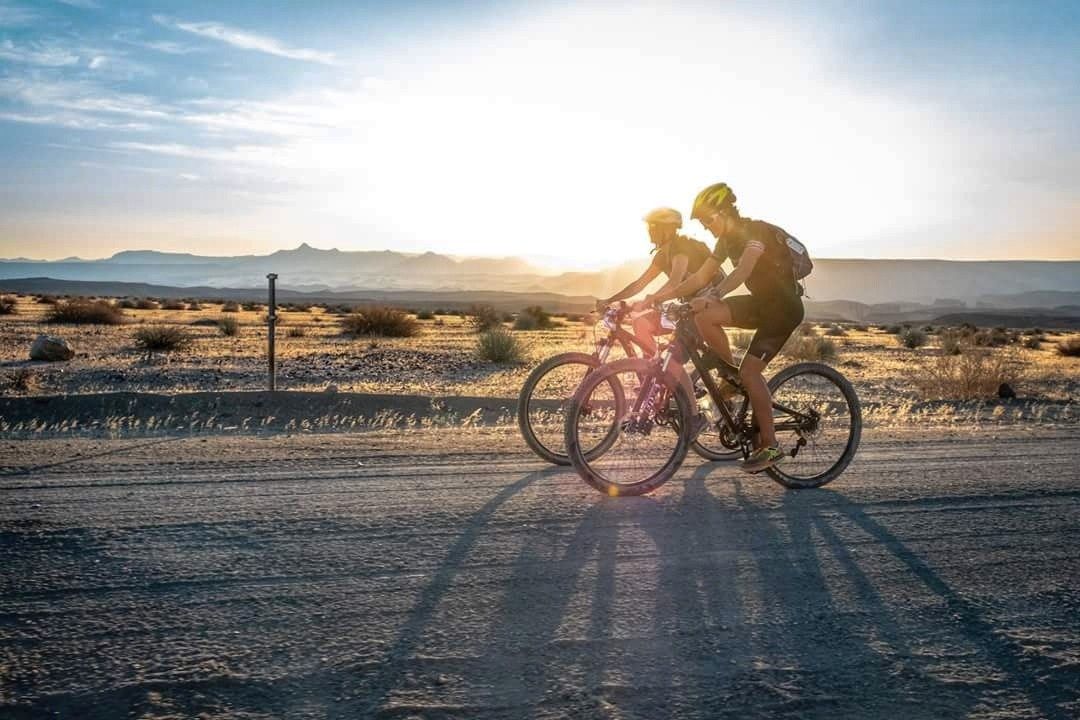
477;326;525;363
782;334;837;362
217;315;240;336
135;298;159;310
415;309;435;320
36;295;58;305
939;329;965;355
242;302;263;312
468;303;502;332
3;368;37;394
48;299;125;325
727;329;754;351
513;305;554;331
824;324;847;337
287;326;307;337
161;299;186;310
897;327;928;349
1058;338;1080;357
188;302;203;311
972;327;1012;347
133;325;190;352
0;296;16;315
1021;335;1043;350
341;306;419;337
221;301;240;313
912;349;1024;400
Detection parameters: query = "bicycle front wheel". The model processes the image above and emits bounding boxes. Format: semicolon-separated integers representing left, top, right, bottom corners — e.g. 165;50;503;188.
765;362;862;489
565;358;693;496
688;368;743;462
517;352;622;465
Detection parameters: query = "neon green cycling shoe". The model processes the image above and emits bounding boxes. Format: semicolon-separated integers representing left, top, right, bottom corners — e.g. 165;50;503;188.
740;446;785;474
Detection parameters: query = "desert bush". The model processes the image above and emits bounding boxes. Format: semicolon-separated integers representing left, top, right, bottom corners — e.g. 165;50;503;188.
161;299;186;311
513;305;554;331
824;324;847;337
972;327;1010;347
35;295;58;305
939;329;964;355
217;315;240;337
851;323;868;332
782;334;837;362
797;321;817;336
286;326;307;337
897;327;928;349
1057;338;1080;357
476;326;525;363
0;296;16;315
188;302;203;311
341;306;419;338
242;302;262;312
133;325;190;353
727;329;754;351
433;317;445;326
1022;335;1044;350
48;299;125;325
912;350;1024;400
116;298;138;309
416;309;435;320
221;301;240;313
468;303;502;332
884;324;903;335
3;368;37;394
134;298;159;310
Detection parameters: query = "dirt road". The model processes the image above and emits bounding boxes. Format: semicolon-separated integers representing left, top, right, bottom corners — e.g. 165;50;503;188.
2;427;1079;719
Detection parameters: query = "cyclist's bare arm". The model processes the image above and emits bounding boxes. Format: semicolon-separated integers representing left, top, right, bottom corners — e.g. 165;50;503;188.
648;256;720;305
601;261;662;306
700;245;763;301
644;253;690;302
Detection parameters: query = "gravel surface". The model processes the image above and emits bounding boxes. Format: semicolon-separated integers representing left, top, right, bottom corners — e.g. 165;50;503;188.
1;427;1079;719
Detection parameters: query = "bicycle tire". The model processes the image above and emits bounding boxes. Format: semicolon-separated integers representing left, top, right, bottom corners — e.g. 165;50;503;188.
565;357;693;496
764;362;862;489
517;352;622;465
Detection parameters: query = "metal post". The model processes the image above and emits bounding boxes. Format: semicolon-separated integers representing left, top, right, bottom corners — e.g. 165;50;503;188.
267;273;277;391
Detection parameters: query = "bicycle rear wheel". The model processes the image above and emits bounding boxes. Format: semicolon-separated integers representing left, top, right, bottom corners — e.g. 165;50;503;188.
565;358;692;496
517;352;622;465
765;362;861;489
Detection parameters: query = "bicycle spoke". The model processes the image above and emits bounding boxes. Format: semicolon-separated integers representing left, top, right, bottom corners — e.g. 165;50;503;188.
769;369;856;482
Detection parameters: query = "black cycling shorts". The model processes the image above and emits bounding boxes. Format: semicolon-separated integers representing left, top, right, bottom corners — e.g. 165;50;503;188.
720;293;804;364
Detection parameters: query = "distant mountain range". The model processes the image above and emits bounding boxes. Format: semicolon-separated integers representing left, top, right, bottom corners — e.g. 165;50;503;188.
1;244;1078;308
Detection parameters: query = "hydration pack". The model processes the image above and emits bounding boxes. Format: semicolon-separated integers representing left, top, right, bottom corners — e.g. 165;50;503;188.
781;232;814;280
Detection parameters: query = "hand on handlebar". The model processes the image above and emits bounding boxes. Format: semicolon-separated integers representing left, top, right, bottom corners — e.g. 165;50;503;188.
689;296;710;314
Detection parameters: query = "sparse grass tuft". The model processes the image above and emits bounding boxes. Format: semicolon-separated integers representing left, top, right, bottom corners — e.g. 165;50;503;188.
341;306;420;337
217;315;240;336
897;327;928;349
48;299;125;325
782;334;838;362
939;329;964;355
1057;338;1080;357
3;368;37;394
912;349;1024;400
287;326;307;337
476;326;526;363
824;324;847;337
0;295;16;315
133;325;191;352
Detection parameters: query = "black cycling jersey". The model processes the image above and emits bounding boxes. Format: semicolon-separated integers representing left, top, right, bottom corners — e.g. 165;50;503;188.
709;218;799;299
653;234;711;279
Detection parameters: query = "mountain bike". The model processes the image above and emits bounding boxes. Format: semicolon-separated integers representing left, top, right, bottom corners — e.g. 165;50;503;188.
563;301;862;496
517;302;740;465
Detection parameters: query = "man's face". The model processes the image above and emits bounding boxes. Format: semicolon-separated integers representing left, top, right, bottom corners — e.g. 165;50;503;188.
697;209;731;238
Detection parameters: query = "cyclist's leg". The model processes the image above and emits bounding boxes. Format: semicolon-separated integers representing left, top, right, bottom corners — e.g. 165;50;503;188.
739;296;804;450
632;310;661;356
693;300;737;365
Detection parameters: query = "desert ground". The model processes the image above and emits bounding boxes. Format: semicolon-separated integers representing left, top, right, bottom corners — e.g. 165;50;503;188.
2;426;1079;719
1;293;1079;718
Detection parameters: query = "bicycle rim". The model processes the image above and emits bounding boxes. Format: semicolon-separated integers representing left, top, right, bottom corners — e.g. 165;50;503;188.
566;359;691;496
519;355;605;464
766;363;861;488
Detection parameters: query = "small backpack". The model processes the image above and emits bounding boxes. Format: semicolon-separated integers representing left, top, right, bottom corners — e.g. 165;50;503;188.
780;231;814;280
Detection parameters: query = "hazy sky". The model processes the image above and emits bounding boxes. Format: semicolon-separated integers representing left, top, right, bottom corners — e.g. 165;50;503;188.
0;0;1078;264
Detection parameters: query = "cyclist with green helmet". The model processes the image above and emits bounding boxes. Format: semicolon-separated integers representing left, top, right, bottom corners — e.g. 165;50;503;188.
598;206;714;436
636;183;805;473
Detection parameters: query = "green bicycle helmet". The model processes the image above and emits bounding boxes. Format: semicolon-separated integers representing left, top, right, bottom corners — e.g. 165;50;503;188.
691;182;737;220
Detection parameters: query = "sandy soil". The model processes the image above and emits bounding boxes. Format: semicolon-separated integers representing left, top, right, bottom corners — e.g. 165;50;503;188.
2;426;1078;719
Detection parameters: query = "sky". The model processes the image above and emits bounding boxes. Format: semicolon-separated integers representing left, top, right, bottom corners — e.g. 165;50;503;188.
0;0;1078;266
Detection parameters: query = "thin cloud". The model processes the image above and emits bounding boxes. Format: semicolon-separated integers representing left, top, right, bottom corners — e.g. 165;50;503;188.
0;39;80;66
56;0;100;8
153;14;337;65
1;111;150;131
0;2;38;26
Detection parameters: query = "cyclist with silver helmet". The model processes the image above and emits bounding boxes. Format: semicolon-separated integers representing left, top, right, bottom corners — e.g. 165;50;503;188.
598;206;715;435
636;183;805;473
